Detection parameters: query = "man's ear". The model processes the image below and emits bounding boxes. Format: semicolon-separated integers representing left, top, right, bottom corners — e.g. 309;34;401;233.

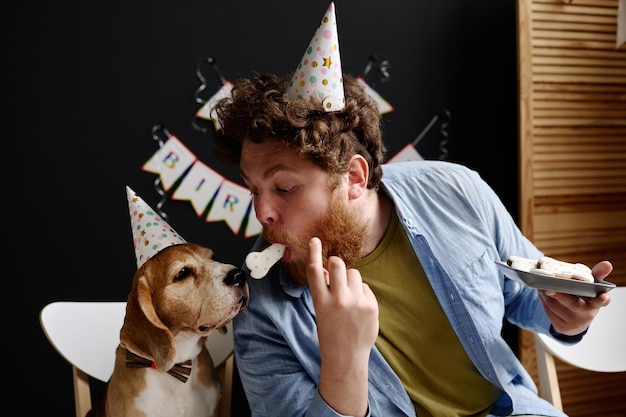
347;155;369;199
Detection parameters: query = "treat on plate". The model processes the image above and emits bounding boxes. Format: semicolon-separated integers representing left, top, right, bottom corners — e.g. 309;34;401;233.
533;256;594;283
506;255;594;283
506;255;539;272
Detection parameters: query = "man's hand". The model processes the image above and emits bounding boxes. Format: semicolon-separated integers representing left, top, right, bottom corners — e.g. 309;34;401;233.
540;261;613;336
307;237;378;417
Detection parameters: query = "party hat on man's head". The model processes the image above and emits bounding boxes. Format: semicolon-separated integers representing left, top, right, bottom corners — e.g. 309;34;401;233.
126;186;186;268
286;2;345;112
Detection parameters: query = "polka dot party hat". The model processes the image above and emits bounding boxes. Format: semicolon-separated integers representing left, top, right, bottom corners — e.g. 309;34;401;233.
126;186;186;268
286;2;345;112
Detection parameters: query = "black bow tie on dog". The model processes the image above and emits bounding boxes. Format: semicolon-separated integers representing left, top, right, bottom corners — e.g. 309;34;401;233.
125;351;192;383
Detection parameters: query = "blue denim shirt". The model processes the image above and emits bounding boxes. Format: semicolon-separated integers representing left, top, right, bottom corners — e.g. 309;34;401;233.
233;161;569;417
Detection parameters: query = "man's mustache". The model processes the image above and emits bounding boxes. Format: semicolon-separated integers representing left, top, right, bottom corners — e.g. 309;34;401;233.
262;226;307;252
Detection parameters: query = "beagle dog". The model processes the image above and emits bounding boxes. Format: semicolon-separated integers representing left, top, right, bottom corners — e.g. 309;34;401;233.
87;242;248;417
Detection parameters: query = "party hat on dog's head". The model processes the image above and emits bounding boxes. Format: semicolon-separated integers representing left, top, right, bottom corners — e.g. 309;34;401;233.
286;2;345;112
127;186;186;268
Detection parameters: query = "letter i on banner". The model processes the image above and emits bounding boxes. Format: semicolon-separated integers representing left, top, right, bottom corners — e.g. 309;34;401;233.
171;160;224;217
142;136;196;190
206;179;254;235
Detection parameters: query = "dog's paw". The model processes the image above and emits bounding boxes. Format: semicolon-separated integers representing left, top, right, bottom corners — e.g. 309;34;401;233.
245;243;286;279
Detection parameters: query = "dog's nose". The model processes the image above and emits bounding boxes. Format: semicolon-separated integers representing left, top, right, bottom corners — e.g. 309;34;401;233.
224;268;246;288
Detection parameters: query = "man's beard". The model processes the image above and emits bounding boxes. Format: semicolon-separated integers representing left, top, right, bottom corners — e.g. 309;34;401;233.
263;193;368;285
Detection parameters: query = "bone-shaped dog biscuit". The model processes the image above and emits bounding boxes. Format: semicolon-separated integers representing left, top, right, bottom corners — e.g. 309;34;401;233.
245;243;286;279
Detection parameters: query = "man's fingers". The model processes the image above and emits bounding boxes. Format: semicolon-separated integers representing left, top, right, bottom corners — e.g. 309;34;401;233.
327;256;349;288
307;237;328;293
591;260;613;281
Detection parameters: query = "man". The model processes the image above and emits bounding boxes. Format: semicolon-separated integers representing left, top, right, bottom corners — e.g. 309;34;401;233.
212;4;613;416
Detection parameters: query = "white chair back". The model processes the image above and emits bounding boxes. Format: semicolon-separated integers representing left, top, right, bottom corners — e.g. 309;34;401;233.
40;301;234;416
535;286;626;409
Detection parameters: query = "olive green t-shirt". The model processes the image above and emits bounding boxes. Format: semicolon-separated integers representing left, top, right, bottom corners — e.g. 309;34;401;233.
354;213;501;417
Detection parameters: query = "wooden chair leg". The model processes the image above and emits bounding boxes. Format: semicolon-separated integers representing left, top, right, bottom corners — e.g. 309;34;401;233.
215;354;234;417
535;335;563;411
73;366;92;417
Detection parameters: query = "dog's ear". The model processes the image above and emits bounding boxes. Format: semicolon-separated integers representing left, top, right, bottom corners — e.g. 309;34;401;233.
120;273;177;372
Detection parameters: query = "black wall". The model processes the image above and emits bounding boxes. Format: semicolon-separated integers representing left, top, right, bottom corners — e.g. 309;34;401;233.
8;1;519;414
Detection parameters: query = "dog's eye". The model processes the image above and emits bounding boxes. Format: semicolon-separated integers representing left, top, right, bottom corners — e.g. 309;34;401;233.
174;267;193;282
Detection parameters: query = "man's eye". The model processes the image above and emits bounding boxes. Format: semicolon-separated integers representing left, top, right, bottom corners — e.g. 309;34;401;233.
277;187;293;193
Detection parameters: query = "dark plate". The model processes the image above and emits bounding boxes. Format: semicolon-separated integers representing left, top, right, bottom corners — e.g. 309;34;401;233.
495;261;616;297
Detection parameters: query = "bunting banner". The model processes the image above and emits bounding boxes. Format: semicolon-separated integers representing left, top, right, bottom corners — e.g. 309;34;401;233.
143;75;419;238
195;77;393;128
387;143;424;163
142;133;263;238
356;77;394;115
195;81;233;130
170;160;223;217
205;179;253;235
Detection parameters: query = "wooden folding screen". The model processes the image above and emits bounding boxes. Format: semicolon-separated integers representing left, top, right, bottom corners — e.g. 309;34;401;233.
516;0;626;415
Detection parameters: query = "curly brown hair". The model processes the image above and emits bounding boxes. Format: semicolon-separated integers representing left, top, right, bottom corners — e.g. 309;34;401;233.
212;73;386;190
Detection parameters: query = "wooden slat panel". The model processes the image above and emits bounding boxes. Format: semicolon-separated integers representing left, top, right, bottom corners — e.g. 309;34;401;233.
532;3;619;17
537;0;619;8
532;20;618;33
532;116;626;125
533;126;626;135
533;238;626;258
533;162;626;172
534;176;626;184
532;12;617;25
533;66;626;76
517;0;536;236
533;82;626;93
534;210;626;231
533;29;618;41
533;56;626;67
517;0;626;415
533;47;626;59
532;38;623;50
533;74;626;83
533;140;626;148
535;30;615;44
534;108;626;117
533;193;626;207
533;101;626;110
533;234;626;253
